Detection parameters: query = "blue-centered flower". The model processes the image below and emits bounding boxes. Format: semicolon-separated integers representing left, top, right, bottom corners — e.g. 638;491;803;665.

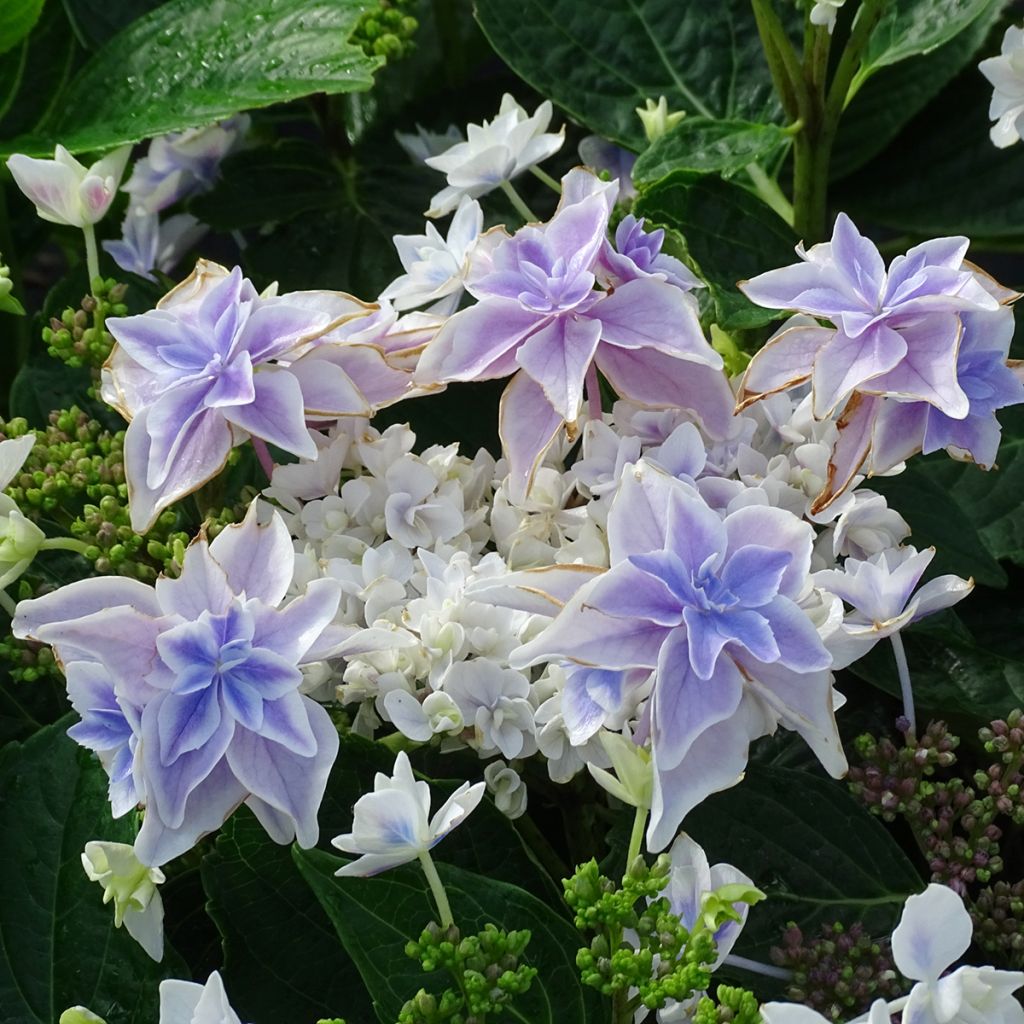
14;502;348;866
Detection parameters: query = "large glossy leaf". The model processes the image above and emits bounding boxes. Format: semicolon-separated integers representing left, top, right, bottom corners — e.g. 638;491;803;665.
2;0;382;157
474;0;796;150
634;171;798;330
831;0;1005;180
684;767;923;959
839;69;1024;237
633;118;789;186
202;810;374;1024
294;847;607;1024
0;719;183;1023
0;0;44;56
860;0;996;78
61;0;170;49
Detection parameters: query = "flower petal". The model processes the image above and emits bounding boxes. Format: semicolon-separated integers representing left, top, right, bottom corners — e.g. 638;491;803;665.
224;370;318;459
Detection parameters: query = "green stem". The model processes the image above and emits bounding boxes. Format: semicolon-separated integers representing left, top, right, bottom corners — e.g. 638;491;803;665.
745;162;794;225
890;631;916;738
418;849;454;929
751;0;807;122
529;165;562;194
499;179;539;223
625;804;648;868
824;0;887;128
82;223;100;294
0;589;15;617
39;537;91;556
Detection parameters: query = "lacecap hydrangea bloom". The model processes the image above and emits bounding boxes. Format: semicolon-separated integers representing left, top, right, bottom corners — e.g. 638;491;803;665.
513;460;846;850
13;502;350;866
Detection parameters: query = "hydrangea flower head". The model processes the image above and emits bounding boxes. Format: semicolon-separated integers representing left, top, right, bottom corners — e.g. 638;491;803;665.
7;144;131;228
424;94;563;216
513;461;845;849
103;260;374;531
415;170;728;501
14;502;345;866
332;750;485;876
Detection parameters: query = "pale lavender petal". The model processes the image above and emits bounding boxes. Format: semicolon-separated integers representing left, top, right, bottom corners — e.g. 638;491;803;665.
255;690;317;755
605;461;682;563
318;343;414;410
13;575;162;636
208;502;295;606
249;578;343;663
595;345;735;439
155;539;233;619
685;607;779;678
758;597;832;672
737;322;832;409
158;686;223;765
578;559;684;627
226;698;339;848
237;301;330;364
739;260;865;322
498;370;564;504
721;546;791;607
812;324;906;419
723;506;815;600
594;278;720;365
908;575;974;621
891;884;972;982
204;351;255;408
413;300;541;384
829;211;886;314
135;758;247;867
810;394;880;515
515;314;602;422
860;315;967;418
651;633;744;771
124;404;233;534
144;380;219;489
106;312;191;375
286;351;372;417
224;370;318;459
869;400;928;473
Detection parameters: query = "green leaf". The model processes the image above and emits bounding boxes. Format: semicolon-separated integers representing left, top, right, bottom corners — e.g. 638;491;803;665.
831;0;1006;180
0;292;25;314
2;0;383;157
684;767;923;958
860;0;995;78
848;614;1024;721
634;171;798;330
60;0;169;49
838;68;1024;237
294;847;607;1024
0;719;183;1023
0;0;44;56
9;357;94;428
189;138;343;231
474;0;796;150
202;809;374;1024
632;118;789;186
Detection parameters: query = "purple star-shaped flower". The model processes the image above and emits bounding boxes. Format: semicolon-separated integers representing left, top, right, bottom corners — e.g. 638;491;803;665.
103;261;377;532
414;169;731;502
14;502;350;866
513;461;845;850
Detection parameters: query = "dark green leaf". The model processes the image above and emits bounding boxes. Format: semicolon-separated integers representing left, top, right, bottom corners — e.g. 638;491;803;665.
832;0;1006;180
61;0;169;49
9;357;94;428
0;719;183;1023
0;0;44;56
294;847;607;1024
3;0;382;157
684;767;923;958
633;117;789;186
634;171;797;330
474;0;797;150
860;0;996;77
202;809;374;1024
849;614;1024;721
189;138;343;230
838;68;1024;237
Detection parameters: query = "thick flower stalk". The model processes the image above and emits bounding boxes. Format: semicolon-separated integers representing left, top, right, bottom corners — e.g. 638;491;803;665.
13;502;348;866
415;169;731;502
513;461;846;849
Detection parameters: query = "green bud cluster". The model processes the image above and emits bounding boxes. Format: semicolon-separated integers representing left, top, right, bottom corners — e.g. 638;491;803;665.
2;408;125;519
563;856;714;1011
398;921;537;1024
972;879;1024;969
42;279;127;370
771;920;903;1021
0;633;60;685
351;0;419;61
692;984;762;1023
